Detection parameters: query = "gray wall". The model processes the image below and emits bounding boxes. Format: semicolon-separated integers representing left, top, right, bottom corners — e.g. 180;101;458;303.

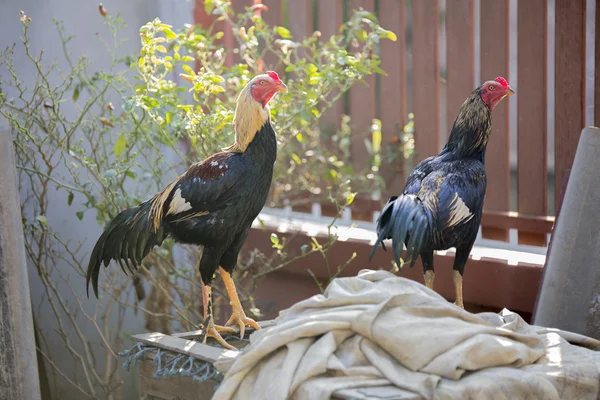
0;0;193;398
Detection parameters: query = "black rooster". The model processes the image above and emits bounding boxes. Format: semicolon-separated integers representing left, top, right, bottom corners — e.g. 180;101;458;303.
87;71;287;349
371;77;514;308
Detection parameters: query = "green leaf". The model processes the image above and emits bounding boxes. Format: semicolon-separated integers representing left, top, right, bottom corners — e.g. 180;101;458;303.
123;100;134;113
182;64;195;75
103;169;117;179
204;0;214;14
345;192;357;206
306;63;318;74
291;153;302;165
138;57;145;69
270;233;279;245
387;31;398;42
354;29;368;42
67;192;74;206
276;26;292;39
156;45;167;53
114;134;127;157
295;133;304;143
181;56;195;62
36;215;48;225
372;129;382;153
76;211;84;221
163;28;177;40
72;85;80;101
215;32;224;40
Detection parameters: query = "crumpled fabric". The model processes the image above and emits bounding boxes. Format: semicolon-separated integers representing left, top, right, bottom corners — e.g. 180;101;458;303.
213;269;600;400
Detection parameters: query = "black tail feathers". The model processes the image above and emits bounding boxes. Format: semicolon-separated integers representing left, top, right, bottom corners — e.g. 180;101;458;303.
86;200;166;298
369;194;431;268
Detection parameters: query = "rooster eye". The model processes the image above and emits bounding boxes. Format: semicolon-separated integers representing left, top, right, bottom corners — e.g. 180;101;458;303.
489;85;496;91
260;80;266;86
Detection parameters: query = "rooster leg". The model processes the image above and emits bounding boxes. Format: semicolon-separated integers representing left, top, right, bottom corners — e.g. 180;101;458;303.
219;266;261;340
421;252;435;289
199;285;236;350
452;271;464;309
424;270;435;289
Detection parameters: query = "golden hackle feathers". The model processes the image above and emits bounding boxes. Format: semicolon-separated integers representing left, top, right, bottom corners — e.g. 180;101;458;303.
223;77;270;153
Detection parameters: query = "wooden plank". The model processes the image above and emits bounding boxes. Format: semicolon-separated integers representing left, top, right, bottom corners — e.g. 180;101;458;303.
133;332;239;363
348;0;375;171
171;320;276;339
247;226;544;316
0;133;42;400
481;211;554;235
554;0;586;213
595;0;600;128
378;0;407;196
516;0;547;246
479;0;510;242
260;0;284;72
317;0;344;149
287;0;312;40
140;357;217;400
446;0;474;144
225;0;251;66
411;0;440;161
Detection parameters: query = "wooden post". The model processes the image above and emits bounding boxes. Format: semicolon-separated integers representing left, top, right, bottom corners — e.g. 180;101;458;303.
533;127;600;340
0;132;42;400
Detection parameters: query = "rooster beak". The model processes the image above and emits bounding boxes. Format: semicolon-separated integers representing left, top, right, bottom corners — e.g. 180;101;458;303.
276;82;288;93
506;87;515;95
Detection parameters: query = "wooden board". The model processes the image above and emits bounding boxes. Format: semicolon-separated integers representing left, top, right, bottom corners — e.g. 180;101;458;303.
317;0;344;151
348;0;375;171
411;0;440;161
595;1;600;128
446;0;474;143
378;0;407;196
480;0;510;242
516;0;548;246
554;0;586;214
132;332;240;363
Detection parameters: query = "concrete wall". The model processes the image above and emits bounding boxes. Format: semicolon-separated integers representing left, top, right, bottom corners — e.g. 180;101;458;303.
0;0;193;398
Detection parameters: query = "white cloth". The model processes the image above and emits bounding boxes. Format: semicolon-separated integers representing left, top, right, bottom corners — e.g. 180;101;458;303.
213;269;600;400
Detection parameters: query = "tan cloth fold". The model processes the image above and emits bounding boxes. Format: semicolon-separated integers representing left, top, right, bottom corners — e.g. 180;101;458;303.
214;269;600;400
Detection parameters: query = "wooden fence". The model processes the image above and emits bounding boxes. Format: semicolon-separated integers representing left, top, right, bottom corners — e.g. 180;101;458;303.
196;0;600;249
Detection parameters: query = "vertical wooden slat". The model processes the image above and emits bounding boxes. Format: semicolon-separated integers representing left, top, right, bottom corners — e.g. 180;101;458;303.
261;0;284;72
378;0;407;196
349;0;375;171
287;0;312;40
554;0;586;213
595;0;600;128
224;0;251;66
480;0;510;242
318;0;344;150
517;0;548;246
412;0;440;162
446;1;474;144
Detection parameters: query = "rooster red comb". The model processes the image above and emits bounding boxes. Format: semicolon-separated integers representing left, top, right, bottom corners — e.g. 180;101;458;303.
494;76;509;88
266;71;281;82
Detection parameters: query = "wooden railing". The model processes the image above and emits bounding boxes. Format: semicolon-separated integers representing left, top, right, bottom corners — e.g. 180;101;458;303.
196;0;600;249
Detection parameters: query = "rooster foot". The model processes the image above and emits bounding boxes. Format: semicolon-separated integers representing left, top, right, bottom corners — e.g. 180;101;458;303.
225;309;261;340
199;321;237;350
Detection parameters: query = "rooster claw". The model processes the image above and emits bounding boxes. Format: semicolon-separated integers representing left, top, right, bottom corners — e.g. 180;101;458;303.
199;322;237;350
225;311;261;340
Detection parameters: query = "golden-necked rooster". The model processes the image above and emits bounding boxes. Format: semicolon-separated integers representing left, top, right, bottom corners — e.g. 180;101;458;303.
86;71;287;349
371;77;514;308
